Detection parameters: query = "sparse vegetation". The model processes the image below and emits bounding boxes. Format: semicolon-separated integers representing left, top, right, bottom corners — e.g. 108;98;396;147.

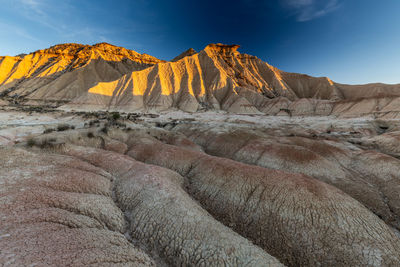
112;112;120;120
39;138;57;149
43;128;55;134
27;138;36;147
57;124;71;131
89;119;100;127
100;126;108;134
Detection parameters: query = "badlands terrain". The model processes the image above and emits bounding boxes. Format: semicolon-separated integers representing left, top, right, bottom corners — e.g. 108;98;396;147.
1;43;400;266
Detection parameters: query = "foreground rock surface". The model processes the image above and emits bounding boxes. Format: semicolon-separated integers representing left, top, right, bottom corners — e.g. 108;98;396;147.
1;109;400;266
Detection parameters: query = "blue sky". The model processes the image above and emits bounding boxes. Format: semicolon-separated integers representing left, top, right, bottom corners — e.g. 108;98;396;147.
0;0;399;84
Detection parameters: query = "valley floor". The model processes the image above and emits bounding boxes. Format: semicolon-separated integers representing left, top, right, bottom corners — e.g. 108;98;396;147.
1;106;400;266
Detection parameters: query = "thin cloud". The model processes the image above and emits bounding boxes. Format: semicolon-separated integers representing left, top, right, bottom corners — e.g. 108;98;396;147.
18;0;63;32
282;0;341;22
20;0;45;16
15;0;112;42
10;0;145;49
0;21;42;43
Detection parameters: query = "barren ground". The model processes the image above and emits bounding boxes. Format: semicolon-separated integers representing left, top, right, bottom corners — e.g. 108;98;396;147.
1;106;400;266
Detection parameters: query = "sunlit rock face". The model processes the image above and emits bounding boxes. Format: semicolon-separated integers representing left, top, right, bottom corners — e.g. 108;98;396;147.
0;43;163;104
2;42;400;117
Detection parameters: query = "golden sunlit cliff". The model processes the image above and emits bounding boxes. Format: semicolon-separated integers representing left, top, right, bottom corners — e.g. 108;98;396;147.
0;43;163;103
70;43;343;113
1;42;400;117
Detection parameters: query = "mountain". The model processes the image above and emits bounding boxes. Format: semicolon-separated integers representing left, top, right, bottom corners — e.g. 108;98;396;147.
0;43;163;104
1;42;400;118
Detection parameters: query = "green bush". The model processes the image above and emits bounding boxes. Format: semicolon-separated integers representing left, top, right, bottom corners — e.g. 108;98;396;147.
112;112;120;120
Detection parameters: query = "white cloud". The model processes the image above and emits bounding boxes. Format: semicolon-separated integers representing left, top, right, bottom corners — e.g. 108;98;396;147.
282;0;341;22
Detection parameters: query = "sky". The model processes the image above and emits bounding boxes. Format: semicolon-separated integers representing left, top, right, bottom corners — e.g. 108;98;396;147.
0;0;399;84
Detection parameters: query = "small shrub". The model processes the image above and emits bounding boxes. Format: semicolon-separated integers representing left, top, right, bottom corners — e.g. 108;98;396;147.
89;120;100;126
39;138;57;149
100;126;108;134
87;132;94;138
117;122;126;128
57;124;70;131
27;138;36;147
43;128;55;134
112;112;120;120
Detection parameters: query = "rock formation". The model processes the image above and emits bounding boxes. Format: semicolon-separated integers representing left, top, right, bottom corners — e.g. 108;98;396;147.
1;41;400;266
1;42;400;117
2;122;400;266
0;43;162;105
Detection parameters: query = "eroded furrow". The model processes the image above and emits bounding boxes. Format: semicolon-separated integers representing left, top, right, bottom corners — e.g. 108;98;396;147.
0;147;155;266
61;144;283;266
4;124;400;266
172;125;400;231
121;133;400;266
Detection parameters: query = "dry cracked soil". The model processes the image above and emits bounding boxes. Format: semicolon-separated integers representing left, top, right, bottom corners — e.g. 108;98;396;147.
1;107;400;266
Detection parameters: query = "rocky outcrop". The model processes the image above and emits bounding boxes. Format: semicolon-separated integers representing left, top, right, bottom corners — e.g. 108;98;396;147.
66;43;400;117
0;43;163;104
1;42;400;117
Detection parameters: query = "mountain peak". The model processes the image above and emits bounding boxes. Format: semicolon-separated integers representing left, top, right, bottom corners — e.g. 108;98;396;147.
30;43;163;65
171;48;197;62
93;42;117;48
204;43;240;55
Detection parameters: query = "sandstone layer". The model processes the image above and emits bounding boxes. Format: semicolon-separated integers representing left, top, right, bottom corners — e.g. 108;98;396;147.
0;43;162;105
1;43;400;118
